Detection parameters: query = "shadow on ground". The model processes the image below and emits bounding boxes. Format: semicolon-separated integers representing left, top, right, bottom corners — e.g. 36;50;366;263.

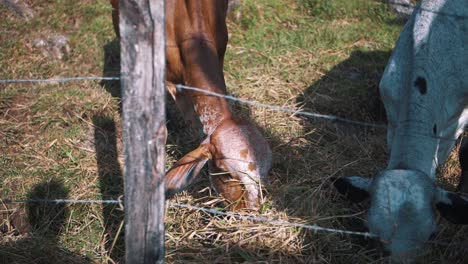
266;49;393;263
92;115;125;262
298;49;390;123
0;179;92;264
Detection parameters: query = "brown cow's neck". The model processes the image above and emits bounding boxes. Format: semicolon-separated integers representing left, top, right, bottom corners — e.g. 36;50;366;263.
191;94;232;135
165;0;231;136
180;35;232;136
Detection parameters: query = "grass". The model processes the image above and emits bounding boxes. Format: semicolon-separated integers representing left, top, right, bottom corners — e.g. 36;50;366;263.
1;0;467;263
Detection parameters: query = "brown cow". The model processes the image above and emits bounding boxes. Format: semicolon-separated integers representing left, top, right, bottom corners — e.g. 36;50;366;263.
110;0;272;209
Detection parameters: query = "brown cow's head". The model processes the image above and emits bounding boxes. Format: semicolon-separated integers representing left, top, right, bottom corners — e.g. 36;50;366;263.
165;118;272;210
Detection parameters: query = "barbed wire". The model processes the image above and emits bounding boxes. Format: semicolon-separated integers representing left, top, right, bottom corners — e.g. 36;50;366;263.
0;198;375;238
0;77;119;84
5;197;468;248
2;77;460;141
0;77;386;129
168;202;376;238
176;85;387;129
3;78;460;142
0;198;121;204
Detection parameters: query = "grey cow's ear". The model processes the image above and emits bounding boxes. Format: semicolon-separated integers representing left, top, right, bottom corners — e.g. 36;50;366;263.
333;176;371;203
435;188;468;225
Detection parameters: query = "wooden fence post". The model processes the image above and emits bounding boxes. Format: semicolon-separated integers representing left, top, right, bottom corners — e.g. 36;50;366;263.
119;0;166;263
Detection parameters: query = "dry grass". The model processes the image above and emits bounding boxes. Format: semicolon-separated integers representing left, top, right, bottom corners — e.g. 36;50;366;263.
1;0;467;263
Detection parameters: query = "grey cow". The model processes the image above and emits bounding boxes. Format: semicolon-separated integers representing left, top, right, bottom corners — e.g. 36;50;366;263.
334;0;468;262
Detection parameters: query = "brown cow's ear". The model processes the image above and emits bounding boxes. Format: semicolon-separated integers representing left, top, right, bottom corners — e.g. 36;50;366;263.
165;144;215;197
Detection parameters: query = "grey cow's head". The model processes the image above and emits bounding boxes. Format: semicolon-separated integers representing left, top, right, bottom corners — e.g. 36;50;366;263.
335;0;468;262
334;170;468;263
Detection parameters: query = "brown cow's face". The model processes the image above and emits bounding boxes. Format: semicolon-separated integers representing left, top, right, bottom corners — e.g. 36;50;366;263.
209;119;272;209
165;118;272;210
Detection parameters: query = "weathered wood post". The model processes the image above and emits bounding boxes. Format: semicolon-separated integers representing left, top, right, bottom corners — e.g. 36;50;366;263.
119;0;166;263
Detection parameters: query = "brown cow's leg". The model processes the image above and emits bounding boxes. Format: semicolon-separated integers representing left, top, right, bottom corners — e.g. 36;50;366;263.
166;81;203;135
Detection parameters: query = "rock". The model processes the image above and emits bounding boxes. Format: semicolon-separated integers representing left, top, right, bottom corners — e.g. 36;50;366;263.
227;0;242;22
388;0;414;21
33;34;70;61
0;204;31;236
228;0;241;13
0;0;35;21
